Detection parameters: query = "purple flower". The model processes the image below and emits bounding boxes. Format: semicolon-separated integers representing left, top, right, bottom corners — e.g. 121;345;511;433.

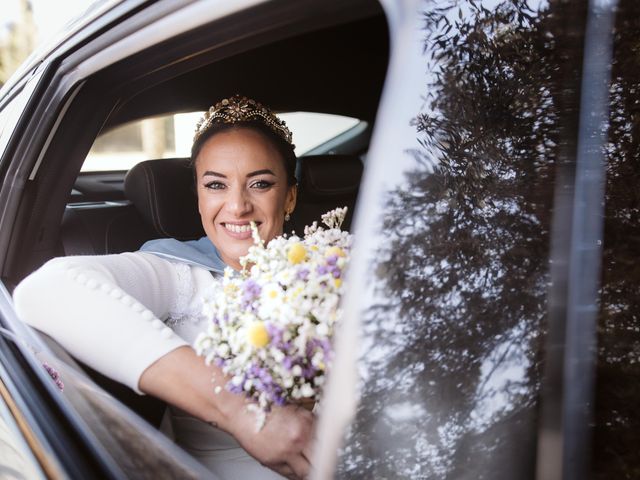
43;362;64;391
303;365;316;379
283;357;293;370
331;266;342;278
326;255;338;266
306;339;321;356
241;279;262;310
243;279;261;297
228;383;244;394
266;323;284;345
316;265;329;276
296;268;310;281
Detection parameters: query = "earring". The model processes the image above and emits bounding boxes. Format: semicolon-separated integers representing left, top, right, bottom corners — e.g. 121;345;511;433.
285;211;291;221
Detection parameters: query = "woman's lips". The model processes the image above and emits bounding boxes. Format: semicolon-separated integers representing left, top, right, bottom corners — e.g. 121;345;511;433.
221;222;260;240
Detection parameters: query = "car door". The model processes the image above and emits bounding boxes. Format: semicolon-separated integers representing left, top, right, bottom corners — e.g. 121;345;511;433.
0;1;277;477
317;0;636;478
0;0;388;477
0;66;113;478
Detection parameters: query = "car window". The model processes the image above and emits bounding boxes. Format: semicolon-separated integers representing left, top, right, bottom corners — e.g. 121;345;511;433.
591;1;640;477
0;69;44;166
330;0;588;478
82;111;362;172
0;397;44;479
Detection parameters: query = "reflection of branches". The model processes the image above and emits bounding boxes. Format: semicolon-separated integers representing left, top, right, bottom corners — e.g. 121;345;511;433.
337;1;573;478
341;0;640;477
473;333;519;401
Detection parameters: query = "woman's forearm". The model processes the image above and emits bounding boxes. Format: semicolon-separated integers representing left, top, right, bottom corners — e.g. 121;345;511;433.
140;346;314;480
138;345;243;431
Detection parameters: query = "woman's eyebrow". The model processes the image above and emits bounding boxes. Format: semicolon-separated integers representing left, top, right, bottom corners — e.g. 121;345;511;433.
202;171;226;178
247;169;276;178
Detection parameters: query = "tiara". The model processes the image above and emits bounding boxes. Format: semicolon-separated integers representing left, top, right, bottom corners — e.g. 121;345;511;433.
194;95;294;146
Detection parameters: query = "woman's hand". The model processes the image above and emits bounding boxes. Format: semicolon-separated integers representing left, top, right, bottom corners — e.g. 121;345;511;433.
230;403;314;479
139;346;315;479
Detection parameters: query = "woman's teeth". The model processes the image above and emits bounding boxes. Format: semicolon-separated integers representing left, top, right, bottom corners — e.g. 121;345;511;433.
225;224;253;233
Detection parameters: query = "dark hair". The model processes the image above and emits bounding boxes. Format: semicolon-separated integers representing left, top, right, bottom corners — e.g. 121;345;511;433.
190;120;297;186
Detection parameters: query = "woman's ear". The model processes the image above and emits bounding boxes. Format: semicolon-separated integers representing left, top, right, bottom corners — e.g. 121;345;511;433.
286;184;298;214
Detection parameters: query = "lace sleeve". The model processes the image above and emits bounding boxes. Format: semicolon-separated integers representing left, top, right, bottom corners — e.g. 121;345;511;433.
167;262;201;326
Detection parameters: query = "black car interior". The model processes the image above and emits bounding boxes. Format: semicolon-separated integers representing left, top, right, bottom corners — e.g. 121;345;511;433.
62;155;364;257
5;2;389;427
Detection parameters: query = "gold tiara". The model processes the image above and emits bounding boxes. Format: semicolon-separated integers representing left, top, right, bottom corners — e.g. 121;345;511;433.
194;95;294;146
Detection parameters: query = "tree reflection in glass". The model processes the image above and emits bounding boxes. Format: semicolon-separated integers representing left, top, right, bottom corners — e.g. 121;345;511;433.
592;0;640;477
336;0;586;477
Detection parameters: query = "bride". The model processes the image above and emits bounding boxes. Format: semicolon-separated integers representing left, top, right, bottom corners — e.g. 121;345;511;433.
13;95;313;480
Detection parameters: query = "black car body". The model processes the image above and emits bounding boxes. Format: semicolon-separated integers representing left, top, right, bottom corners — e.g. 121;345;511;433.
0;0;637;478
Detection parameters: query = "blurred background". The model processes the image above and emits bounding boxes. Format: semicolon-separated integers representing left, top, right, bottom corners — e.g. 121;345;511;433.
1;0;96;85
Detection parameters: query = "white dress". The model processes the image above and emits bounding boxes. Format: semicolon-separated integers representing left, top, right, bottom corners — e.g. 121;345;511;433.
12;252;284;479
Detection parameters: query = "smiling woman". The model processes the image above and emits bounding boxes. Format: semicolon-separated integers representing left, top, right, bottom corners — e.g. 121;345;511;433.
12;95;314;480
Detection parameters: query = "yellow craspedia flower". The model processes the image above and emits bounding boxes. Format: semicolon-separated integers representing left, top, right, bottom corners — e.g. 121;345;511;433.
224;283;238;295
334;278;342;288
288;243;307;264
325;246;346;258
247;321;269;348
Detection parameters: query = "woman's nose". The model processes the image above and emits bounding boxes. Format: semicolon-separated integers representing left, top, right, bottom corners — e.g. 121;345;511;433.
225;186;252;216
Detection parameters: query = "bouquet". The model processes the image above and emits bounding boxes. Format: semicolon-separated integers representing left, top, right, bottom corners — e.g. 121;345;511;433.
194;207;352;428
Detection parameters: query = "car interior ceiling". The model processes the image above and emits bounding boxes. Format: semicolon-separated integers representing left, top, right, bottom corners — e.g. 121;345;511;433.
3;4;389;426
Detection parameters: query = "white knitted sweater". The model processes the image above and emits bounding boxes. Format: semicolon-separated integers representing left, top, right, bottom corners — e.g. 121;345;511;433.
12;252;216;393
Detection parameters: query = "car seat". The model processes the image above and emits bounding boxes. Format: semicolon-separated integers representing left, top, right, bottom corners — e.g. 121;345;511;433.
124;154;363;240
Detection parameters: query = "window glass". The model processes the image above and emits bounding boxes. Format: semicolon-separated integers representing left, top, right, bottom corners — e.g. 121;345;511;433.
31;355;211;478
592;0;640;476
335;0;586;478
82;112;361;172
0;69;44;167
0;397;44;479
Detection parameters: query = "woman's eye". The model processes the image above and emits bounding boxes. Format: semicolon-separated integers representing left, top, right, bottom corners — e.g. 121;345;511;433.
204;181;226;190
251;180;274;190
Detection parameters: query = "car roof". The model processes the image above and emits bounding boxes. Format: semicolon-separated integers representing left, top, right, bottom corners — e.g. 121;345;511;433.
102;13;388;130
0;0;134;98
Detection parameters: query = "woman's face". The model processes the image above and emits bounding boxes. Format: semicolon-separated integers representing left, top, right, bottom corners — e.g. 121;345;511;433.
195;127;297;270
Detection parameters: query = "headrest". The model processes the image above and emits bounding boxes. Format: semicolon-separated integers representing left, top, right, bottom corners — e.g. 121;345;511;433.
124;154;363;241
289;154;363;234
297;155;363;200
124;158;204;240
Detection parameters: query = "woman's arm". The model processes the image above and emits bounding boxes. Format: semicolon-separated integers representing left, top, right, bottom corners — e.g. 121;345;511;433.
13;252;313;479
13;253;189;391
140;346;314;480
